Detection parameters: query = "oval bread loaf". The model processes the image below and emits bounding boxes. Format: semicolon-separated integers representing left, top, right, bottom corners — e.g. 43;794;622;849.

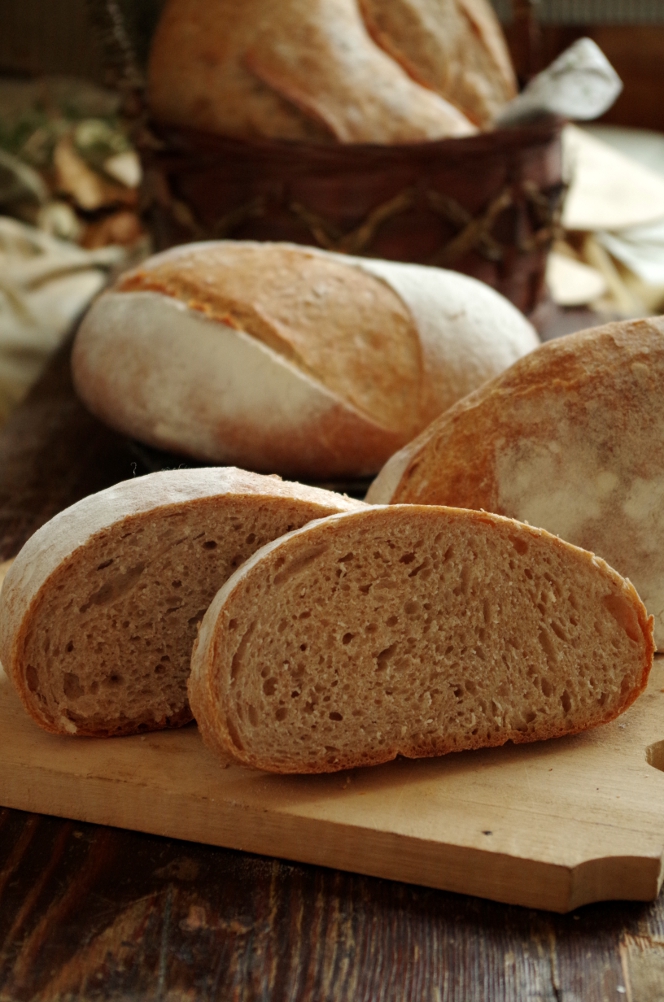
188;505;653;774
148;0;476;143
0;468;364;738
72;241;539;479
367;318;664;649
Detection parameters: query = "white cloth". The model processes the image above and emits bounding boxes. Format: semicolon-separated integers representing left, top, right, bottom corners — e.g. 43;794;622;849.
0;216;124;421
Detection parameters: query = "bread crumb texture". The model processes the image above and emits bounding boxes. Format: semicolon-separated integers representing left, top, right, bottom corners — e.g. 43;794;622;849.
3;471;360;737
190;506;653;774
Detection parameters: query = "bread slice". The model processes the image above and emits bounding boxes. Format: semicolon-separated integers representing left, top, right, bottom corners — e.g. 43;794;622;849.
72;241;539;479
148;0;475;144
0;468;364;738
367;318;664;650
359;0;516;128
188;505;653;774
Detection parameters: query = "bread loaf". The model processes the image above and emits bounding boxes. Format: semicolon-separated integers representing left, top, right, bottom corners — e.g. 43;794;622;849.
72;241;539;479
189;505;653;774
0;468;363;738
367;318;664;649
359;0;517;128
148;0;475;144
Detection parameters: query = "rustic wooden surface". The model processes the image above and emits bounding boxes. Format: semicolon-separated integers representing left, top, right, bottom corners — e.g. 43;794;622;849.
4;645;664;916
3;335;664;999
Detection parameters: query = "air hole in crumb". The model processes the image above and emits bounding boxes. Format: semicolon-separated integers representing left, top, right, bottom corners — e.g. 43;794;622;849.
561;690;572;714
342;633;354;645
359;583;371;594
263;678;277;696
203;540;217;550
511;536;528;555
386;615;398;627
172;580;182;589
339;552;354;563
275;707;287;722
366;623;378;634
97;559;113;570
300;643;307;652
104;674;122;687
329;711;343;721
248;704;258;727
404;601;419;616
376;644;397;670
154;665;166;675
291;690;300;698
524;568;533;580
400;552;415;564
63;672;84;699
229;619;238;631
65;641;74;653
245;533;256;544
541;677;553;697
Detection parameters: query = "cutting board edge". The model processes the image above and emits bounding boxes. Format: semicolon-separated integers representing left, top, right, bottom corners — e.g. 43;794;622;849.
3;763;663;913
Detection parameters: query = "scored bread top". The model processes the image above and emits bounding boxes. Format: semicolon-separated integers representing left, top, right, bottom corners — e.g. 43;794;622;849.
148;0;475;143
367;317;664;649
0;467;364;737
74;241;538;478
119;242;424;437
359;0;516;128
189;504;654;774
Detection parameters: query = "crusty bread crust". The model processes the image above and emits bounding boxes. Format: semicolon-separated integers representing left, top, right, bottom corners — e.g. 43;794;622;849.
189;505;654;774
367;317;664;649
148;0;475;143
358;0;516;127
72;241;538;479
0;468;363;737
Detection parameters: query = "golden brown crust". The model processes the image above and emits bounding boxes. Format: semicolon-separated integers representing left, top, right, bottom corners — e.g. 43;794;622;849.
380;317;664;649
147;0;476;143
358;0;516;128
119;243;424;436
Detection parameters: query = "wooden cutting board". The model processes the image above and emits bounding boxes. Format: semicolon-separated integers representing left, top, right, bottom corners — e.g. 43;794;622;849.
2;653;664;914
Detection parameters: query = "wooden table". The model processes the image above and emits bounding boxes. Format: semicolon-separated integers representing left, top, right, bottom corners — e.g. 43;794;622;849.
2;336;664;1001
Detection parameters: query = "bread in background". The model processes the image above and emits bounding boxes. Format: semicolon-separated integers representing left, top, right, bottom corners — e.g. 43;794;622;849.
72;240;539;479
147;0;476;143
359;0;517;128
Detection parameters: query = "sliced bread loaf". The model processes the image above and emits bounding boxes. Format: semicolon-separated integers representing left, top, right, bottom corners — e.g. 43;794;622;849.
188;505;653;774
0;468;363;738
366;318;664;649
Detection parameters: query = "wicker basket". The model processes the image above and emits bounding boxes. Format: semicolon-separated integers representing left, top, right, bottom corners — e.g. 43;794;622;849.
87;0;565;317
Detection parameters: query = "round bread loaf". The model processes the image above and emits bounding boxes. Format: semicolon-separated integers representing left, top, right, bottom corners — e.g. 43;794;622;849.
72;241;539;479
0;468;363;737
148;0;475;144
367;318;664;649
189;505;653;774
